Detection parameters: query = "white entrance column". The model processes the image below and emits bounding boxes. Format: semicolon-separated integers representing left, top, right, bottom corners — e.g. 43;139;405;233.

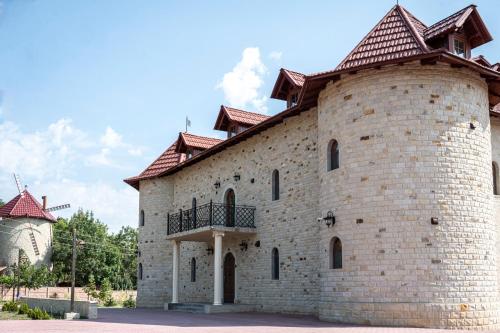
213;231;225;305
171;240;180;304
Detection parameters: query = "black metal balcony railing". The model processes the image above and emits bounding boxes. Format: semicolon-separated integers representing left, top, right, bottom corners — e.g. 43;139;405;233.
167;201;256;235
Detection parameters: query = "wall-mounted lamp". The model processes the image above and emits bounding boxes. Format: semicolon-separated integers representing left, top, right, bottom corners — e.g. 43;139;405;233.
206;247;214;255
319;210;336;227
214;181;221;189
233;173;241;182
239;241;248;251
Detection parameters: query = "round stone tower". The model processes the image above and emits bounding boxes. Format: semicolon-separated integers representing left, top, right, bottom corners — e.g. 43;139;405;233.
317;62;499;329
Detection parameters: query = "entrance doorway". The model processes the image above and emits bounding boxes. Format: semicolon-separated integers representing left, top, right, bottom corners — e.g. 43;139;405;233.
224;188;235;227
223;252;235;303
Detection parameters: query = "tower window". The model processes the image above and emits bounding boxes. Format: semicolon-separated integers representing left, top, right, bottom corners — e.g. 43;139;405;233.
139;263;143;280
327;140;340;171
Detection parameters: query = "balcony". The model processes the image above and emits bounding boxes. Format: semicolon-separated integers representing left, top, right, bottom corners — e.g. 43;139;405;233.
167;201;256;237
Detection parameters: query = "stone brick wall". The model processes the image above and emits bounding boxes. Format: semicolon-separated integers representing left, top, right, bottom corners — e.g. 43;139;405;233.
136;178;174;307
317;62;499;329
0;218;52;268
136;61;500;329
137;110;320;314
491;118;500;301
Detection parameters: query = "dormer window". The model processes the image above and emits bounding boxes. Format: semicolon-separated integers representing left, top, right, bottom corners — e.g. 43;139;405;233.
453;38;466;57
288;93;298;108
228;125;238;138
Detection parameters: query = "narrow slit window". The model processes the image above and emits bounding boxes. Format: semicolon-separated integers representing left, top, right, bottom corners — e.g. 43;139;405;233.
191;258;196;282
493;162;499;195
272;170;280;201
272;248;279;280
139;263;143;280
140;210;145;227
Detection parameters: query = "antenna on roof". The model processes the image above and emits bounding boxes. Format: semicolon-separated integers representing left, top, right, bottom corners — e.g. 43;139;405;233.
13;173;23;194
185;116;191;133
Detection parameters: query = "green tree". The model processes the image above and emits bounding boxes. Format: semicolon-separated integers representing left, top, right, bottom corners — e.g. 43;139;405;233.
52;209;137;289
0;274;16;301
110;226;138;290
0;198;5;207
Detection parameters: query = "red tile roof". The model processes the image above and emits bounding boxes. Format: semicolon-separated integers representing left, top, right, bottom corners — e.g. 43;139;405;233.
336;5;428;71
424;5;492;48
124;141;185;189
0;190;56;223
125;4;500;191
271;68;306;100
282;69;305;87
214;105;270;131
424;5;474;41
472;55;492;68
177;132;224;151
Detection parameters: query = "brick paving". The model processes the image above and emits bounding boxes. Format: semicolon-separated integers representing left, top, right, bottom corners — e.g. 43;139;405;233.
0;308;494;332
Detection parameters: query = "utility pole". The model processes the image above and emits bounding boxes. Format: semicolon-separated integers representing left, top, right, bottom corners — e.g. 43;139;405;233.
70;227;77;313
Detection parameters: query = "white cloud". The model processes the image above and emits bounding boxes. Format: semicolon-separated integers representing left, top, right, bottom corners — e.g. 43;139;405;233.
127;148;143;156
33;179;138;232
217;47;268;113
101;126;123;148
0;119;142;231
269;51;282;61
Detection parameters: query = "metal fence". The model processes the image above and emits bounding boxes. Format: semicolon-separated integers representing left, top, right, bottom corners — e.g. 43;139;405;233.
167;201;255;235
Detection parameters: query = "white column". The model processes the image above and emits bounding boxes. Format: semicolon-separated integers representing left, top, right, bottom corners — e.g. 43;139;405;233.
213;231;224;305
172;240;180;304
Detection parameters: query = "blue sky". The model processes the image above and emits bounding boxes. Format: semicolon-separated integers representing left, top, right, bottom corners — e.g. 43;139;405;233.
0;0;498;231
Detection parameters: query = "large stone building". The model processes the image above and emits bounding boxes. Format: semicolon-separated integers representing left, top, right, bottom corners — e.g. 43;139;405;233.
0;190;56;273
125;4;500;329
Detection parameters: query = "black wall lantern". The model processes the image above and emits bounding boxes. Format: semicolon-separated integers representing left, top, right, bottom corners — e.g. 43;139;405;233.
206;247;214;255
233;173;241;182
214;181;221;189
320;210;336;227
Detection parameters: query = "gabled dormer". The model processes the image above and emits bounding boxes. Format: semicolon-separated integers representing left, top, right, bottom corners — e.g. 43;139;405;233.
424;5;492;59
214;105;270;138
270;68;305;108
175;132;224;159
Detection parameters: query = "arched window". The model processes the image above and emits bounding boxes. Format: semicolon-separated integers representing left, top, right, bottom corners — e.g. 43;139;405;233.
191;258;196;282
272;170;280;201
272;248;279;280
139;210;145;227
138;263;143;280
493;162;499;195
330;237;342;269
327;140;339;171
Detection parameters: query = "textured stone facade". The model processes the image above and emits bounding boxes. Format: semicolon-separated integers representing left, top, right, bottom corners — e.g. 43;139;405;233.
137;63;500;329
0;218;53;268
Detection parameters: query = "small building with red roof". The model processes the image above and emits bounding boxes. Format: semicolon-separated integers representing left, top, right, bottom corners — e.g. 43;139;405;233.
0;190;57;272
125;4;500;329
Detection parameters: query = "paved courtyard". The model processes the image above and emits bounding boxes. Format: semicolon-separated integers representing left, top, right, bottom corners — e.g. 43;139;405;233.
0;308;496;332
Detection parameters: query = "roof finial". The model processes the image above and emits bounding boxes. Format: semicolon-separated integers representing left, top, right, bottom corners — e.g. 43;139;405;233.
185;116;191;133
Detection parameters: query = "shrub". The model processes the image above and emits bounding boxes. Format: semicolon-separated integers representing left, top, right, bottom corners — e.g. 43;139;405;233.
122;296;136;308
2;301;18;312
104;296;117;307
18;303;30;315
28;307;51;320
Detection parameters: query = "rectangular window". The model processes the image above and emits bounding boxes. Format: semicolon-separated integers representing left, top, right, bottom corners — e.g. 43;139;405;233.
288;93;298;108
453;39;466;57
